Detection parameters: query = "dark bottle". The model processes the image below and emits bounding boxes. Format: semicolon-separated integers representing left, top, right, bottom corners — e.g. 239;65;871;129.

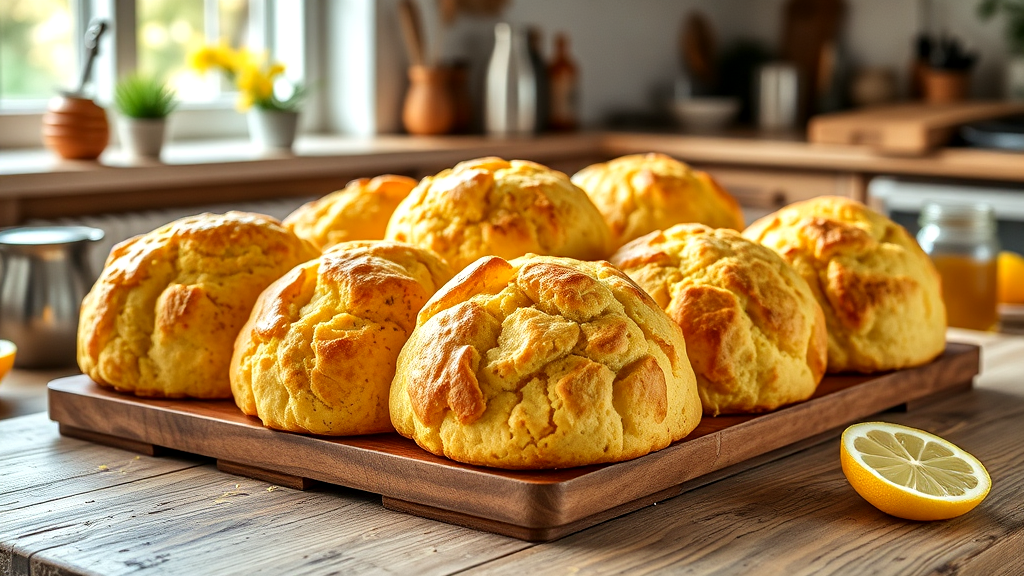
548;32;579;131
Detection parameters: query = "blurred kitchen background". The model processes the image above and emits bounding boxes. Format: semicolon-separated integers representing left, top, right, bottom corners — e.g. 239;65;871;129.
1;0;1024;355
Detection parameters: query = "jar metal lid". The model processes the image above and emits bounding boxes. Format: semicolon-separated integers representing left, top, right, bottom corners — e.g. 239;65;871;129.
0;226;104;246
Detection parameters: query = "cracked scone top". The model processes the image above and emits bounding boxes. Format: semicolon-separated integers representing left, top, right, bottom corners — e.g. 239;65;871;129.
384;157;612;271
743;196;946;373
230;241;453;435
389;254;702;469
284;175;418;251
77;212;319;398
571;153;745;250
611;225;827;415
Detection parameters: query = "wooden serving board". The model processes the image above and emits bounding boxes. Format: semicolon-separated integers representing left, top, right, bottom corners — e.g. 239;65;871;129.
807;102;1024;156
48;343;979;541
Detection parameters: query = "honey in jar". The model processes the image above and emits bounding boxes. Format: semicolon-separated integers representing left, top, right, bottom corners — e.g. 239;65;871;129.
917;203;1000;331
928;254;998;331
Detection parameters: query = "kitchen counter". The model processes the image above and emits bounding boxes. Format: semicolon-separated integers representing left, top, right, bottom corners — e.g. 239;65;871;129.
1;329;1022;575
0;132;1021;226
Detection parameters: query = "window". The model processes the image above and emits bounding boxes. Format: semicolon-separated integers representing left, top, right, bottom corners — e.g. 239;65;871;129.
0;0;309;147
0;0;78;109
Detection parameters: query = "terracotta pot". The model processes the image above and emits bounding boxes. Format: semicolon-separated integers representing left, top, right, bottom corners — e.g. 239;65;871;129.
403;66;455;136
42;96;109;160
923;69;970;104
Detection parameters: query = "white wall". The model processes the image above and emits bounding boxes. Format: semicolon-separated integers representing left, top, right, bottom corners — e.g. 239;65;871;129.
729;0;1010;100
383;0;1014;132
406;0;742;128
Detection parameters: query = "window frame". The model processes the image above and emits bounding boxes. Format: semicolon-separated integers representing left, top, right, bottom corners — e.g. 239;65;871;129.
0;0;319;149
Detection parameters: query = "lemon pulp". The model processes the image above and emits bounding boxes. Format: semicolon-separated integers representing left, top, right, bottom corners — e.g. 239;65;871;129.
841;422;991;521
854;429;979;497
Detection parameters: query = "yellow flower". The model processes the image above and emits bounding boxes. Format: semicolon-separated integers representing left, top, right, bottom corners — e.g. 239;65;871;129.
188;41;237;75
187;42;292;110
210;42;238;73
236;65;274;105
188;46;219;74
235;91;254;112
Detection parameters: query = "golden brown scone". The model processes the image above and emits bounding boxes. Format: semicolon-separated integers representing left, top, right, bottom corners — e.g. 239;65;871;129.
611;225;827;415
571;153;745;249
284;175;417;251
385;157;612;271
743;196;946;373
390;254;702;469
231;241;452;435
78;212;319;398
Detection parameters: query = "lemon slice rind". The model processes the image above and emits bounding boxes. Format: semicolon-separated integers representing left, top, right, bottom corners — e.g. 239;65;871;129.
841;422;991;521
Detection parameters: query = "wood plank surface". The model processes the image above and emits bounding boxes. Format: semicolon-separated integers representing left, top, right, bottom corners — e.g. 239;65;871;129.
0;463;528;576
0;415;203;521
0;332;1021;575
602;133;1024;184
45;344;979;538
464;389;1024;576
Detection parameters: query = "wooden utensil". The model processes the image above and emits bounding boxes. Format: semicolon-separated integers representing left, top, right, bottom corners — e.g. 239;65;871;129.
682;12;716;88
398;0;426;67
782;0;845;121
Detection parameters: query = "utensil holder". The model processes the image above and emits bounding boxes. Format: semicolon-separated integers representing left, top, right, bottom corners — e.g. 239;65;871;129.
923;69;970;104
403;65;455;136
42;96;109;160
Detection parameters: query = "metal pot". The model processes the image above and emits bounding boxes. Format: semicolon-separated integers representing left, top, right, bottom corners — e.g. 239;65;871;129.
0;226;104;368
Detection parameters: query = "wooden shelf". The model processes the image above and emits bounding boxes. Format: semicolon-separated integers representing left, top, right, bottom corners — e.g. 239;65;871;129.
0;131;1020;225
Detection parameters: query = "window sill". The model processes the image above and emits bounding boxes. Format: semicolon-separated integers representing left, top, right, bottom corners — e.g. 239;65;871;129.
0;133;605;198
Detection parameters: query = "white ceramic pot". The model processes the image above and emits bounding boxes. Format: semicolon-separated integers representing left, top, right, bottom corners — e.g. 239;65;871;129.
1007;56;1024;101
117;117;166;160
247;109;299;150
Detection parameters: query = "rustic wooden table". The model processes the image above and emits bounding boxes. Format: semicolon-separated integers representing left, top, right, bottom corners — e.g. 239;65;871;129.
1;329;1022;576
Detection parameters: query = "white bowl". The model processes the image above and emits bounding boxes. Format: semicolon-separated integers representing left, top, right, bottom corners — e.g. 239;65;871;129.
672;97;740;132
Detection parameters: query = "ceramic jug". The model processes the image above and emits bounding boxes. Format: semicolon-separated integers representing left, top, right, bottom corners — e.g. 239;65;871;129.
485;23;536;137
0;226;104;368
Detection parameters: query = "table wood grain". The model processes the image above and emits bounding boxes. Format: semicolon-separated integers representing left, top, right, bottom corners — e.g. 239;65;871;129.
1;331;1023;575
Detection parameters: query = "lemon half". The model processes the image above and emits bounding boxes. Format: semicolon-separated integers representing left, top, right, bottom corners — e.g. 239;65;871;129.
840;422;991;521
0;339;16;382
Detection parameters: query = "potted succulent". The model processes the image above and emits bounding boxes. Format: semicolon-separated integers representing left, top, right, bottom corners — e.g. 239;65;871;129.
113;74;177;160
978;0;1024;100
188;43;305;150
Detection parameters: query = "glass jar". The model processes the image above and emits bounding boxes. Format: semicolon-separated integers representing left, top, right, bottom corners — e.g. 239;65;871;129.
917;202;1000;331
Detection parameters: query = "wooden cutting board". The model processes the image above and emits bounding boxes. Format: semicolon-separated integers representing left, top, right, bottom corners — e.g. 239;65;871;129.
807;102;1024;156
48;343;979;542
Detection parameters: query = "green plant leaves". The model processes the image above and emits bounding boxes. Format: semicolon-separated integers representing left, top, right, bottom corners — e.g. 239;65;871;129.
114;74;178;119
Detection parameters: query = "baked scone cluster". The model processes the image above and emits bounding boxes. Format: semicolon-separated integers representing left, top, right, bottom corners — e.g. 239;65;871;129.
78;212;318;398
743;196;946;373
284;175;417;251
76;153;947;471
572;153;745;249
230;241;452;435
611;225;827;415
385;157;612;271
389;254;702;468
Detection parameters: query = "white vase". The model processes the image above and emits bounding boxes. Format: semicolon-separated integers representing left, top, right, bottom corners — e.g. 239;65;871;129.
1007;56;1024;101
485;23;536;137
117;117;166;161
247;109;299;150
